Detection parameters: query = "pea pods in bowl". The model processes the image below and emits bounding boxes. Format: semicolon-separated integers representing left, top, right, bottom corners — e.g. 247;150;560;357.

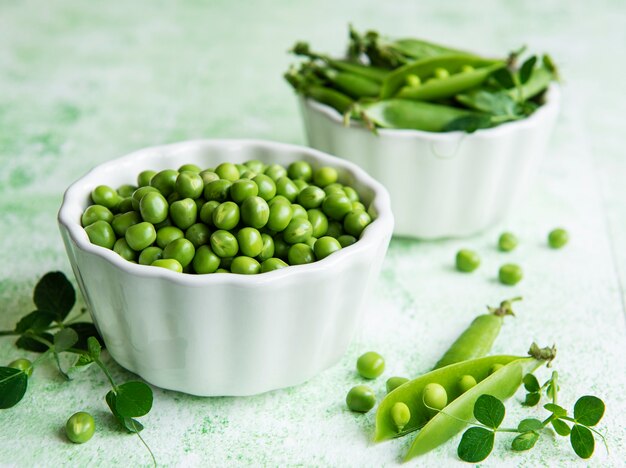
58;139;393;396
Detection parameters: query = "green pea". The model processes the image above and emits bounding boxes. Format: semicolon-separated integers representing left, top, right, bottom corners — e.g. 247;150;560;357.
116;184;136;198
283;218;313;244
461;64;475;73
230;179;259;203
287;243;315;265
192;245;221;274
167;191;181;205
314;236;341;260
8;358;33;377
65;412;95;444
125;222;157;251
138;246;163;265
85;220;116;249
241;196;270;229
267;201;293;232
199;170;219;185
455;249;480;272
137;170;156;187
117;197;134;213
235;163;247;174
111;211;140;237
305;237;317;249
239;170;257;179
91;185;122;211
323;183;345;196
257;234;275;262
156;226;184;249
237;227;263;257
163;238;195;268
178;163;201;173
264;164;287;181
260;257;288;273
175;171;204;199
203;179;232;202
212;201;240;230
215;268;230;273
139;192;169;224
214;162;240;181
231;256;261;275
343;210;372;237
391;402;411;432
458;375;477;393
313;166;338;187
273;235;290;259
434;67;450;79
346;385;376;413
306;209;328;238
489;363;505;375
357;351;385;379
210;230;239;258
290;203;308;220
342;186;360;203
422;382;448;412
113;238;137;261
548;228;568;249
81;205;114;227
386;376;409;394
252;174;277;201
287;161;313;181
297;186;325;209
326;220;343;238
498;263;523;285
199;200;220;226
322;192;353;221
150;169;179;197
292;179;308;193
406;73;421;87
194;197;206;213
131;186;158;211
244;159;265;174
185;223;211;248
497;232;518;252
154;218;172;229
273;176;299;202
220;256;235;270
151;258;183;272
337;234;357;248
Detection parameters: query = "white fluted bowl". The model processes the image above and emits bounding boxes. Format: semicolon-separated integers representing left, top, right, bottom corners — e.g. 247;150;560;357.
58;139;393;396
299;85;559;238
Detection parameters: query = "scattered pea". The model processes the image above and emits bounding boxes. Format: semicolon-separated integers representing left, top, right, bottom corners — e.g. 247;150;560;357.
65;412;95;444
346;385;376;413
455;249;480;272
8;358;33;377
498;263;523;285
498;232;518;252
548;228;569;249
356;351;385;379
386;376;409;394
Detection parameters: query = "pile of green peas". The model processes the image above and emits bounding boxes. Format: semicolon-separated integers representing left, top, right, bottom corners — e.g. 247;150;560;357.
81;159;373;275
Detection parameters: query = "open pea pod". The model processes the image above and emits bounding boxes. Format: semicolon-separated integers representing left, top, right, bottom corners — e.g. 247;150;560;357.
374;355;521;442
356;99;482;132
380;55;505;100
392;38;468;60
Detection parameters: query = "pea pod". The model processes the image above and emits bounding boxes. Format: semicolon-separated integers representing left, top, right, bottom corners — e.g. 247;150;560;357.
321;68;381;98
380;55;505;99
392;38;468;60
433;298;520;370
303;85;354;114
355;99;481;133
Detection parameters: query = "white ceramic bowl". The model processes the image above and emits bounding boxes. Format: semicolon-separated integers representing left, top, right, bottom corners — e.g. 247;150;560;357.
58;139;393;396
299;85;560;238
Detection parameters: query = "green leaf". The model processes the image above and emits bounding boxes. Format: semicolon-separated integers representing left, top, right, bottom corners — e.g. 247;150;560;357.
456;90;519;117
68;323;103;351
53;328;79;353
570;424;594;459
33;272;76;322
493;68;516;89
544;403;567;417
87;337;101;360
115;381;153;418
519;56;537;84
522;392;540;407
0;367;28;409
518;418;544;432
573;396;605;426
443;114;493;133
552;419;571;436
106;391;144;433
14;310;55;334
511;431;540;451
73;354;94;367
15;333;53;353
457;427;494;463
473;394;505;429
523;374;540;392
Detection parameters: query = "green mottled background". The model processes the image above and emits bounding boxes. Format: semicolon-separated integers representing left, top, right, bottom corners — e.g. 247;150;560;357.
1;0;625;466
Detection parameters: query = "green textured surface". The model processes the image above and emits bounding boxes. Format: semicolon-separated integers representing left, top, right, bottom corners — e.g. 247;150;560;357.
1;0;626;466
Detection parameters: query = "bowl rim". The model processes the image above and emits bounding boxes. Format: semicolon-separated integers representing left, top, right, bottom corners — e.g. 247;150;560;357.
58;139;394;287
302;83;560;140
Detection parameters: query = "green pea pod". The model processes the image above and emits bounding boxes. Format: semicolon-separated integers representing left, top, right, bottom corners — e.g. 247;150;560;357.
304;85;354;114
322;69;381;98
381;55;505;99
328;60;390;84
356;99;480;132
392;38;468;59
374;354;521;442
433;298;520;370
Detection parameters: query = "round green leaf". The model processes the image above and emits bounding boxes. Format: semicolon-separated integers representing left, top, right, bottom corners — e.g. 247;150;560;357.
522;392;540;407
15;310;55;334
68;323;103;351
33;271;75;322
457;427;494;463
522;373;540;392
570;424;594;459
53;328;79;353
87;337;101;360
473;394;505;429
544;403;567;418
115;381;153;417
106;391;144;433
518;418;543;432
520;56;538;84
574;396;605;427
0;367;28;409
15;332;53;353
552;419;571;436
511;431;540;451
